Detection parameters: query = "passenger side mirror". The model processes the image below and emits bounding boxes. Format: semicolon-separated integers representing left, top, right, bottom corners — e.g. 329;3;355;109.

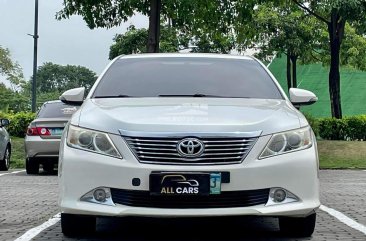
0;119;10;127
289;88;318;106
60;87;85;106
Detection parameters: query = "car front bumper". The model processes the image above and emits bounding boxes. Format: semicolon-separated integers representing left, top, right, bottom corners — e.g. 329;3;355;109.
59;134;320;218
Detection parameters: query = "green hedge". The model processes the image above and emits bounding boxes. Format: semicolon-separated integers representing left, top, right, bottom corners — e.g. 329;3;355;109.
0;112;36;137
304;114;366;141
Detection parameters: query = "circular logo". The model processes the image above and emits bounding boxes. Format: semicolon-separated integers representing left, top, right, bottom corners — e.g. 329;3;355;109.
177;138;205;158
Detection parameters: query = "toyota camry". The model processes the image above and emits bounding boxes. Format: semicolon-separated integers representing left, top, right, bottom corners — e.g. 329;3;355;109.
58;54;320;237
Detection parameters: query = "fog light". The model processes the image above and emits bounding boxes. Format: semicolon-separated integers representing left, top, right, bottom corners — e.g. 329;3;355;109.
93;188;107;202
273;189;286;202
80;187;114;206
266;188;299;206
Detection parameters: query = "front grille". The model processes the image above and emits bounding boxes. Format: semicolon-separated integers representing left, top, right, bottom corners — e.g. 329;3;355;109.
123;136;257;165
111;188;270;209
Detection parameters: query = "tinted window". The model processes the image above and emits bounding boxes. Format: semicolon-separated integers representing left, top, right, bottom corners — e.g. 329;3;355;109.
37;102;79;118
93;57;283;99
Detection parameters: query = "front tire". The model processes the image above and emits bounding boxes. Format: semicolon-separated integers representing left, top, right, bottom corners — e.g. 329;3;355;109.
26;157;39;174
0;147;10;171
279;213;316;237
61;213;96;237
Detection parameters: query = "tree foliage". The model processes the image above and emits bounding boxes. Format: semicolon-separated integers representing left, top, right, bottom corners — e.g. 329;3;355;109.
57;1;243;53
109;25;189;59
32;62;97;93
249;3;322;89
290;0;366;118
109;24;235;59
0;46;24;90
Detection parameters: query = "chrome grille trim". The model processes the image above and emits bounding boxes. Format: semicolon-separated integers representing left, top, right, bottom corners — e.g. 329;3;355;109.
123;135;258;165
120;130;262;138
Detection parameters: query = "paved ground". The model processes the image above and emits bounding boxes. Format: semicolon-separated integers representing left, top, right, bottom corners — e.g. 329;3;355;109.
0;170;365;241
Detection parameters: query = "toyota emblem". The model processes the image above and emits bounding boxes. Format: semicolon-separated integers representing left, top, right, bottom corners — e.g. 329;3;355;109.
177;138;205;157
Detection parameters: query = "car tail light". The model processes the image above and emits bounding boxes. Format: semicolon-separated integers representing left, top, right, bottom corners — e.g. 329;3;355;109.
26;127;51;136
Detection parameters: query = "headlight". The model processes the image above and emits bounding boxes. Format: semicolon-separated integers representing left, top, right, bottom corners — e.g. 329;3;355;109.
67;125;122;158
259;127;313;159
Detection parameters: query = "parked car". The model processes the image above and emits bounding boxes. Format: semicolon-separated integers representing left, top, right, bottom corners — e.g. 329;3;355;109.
58;54;320;237
25;100;79;174
0;118;11;171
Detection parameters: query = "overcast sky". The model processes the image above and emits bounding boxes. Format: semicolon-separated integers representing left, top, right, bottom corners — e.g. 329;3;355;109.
0;0;148;85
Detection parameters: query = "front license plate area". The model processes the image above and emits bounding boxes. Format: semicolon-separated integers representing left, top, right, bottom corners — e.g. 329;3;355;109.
150;172;221;196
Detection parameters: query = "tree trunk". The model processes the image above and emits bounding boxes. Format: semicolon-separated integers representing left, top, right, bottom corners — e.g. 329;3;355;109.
327;10;345;119
286;54;292;91
290;55;298;88
147;0;161;53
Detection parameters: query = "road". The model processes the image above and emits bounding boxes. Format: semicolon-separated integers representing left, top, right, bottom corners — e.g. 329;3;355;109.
0;170;365;241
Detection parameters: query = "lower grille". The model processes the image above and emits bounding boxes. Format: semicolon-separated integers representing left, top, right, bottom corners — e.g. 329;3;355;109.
110;188;270;209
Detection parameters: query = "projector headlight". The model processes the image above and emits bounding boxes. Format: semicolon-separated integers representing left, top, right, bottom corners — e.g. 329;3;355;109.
67;125;122;158
260;127;313;159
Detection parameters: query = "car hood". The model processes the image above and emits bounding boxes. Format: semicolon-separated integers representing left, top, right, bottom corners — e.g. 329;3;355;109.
72;98;304;136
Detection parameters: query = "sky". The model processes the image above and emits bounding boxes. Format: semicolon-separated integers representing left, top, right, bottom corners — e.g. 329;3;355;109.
0;0;148;85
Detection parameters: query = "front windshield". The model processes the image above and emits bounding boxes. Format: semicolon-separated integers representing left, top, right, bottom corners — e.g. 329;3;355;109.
92;57;283;99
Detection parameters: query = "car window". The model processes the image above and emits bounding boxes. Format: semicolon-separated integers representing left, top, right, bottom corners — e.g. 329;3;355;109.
92;57;283;99
37;102;79;118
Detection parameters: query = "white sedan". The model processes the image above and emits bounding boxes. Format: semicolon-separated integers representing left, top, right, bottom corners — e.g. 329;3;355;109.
58;54;320;237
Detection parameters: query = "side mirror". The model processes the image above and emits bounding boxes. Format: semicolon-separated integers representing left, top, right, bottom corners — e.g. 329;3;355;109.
289;88;318;106
60;87;85;106
0;119;10;127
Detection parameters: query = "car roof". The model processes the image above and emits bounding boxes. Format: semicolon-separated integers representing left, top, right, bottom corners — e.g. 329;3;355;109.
119;53;255;61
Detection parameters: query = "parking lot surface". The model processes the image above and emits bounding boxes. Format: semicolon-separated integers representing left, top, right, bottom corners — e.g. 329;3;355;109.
0;170;365;241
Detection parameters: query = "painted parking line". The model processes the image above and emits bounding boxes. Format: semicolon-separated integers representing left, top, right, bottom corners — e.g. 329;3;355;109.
14;213;61;241
13;206;366;240
0;170;25;177
320;205;366;235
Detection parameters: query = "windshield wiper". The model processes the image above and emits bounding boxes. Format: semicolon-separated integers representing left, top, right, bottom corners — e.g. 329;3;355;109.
94;94;132;98
158;94;226;98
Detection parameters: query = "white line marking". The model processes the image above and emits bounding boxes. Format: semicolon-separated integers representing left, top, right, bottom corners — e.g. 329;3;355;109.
11;170;26;174
0;170;25;177
320;205;366;235
14;213;61;241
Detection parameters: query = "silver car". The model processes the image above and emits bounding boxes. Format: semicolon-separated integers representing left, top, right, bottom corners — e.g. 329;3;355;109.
25;100;78;174
0;118;11;171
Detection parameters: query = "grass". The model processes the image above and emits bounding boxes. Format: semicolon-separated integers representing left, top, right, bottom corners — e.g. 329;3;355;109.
10;137;26;169
9;138;366;170
318;140;366;169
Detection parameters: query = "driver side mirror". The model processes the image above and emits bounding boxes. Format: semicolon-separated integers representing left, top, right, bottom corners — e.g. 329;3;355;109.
0;119;10;127
60;87;85;106
289;88;318;106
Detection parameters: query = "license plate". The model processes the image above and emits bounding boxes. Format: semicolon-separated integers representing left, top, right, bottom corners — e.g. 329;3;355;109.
50;128;64;136
150;172;221;196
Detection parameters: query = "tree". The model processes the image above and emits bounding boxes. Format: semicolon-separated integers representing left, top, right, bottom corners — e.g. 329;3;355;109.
21;63;98;106
57;0;163;52
109;25;189;59
291;0;366;118
109;25;234;59
33;62;97;93
57;1;239;53
250;3;322;90
0;46;24;91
